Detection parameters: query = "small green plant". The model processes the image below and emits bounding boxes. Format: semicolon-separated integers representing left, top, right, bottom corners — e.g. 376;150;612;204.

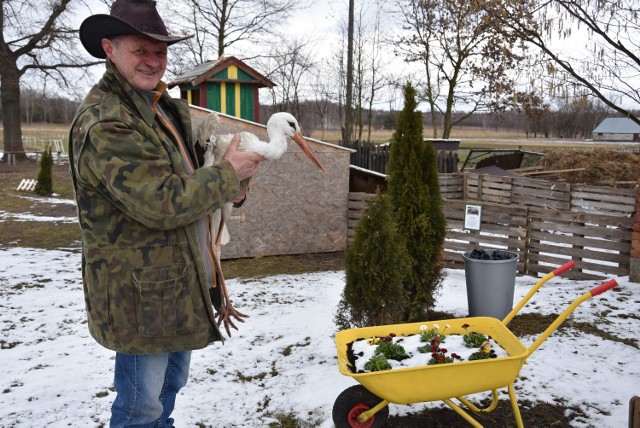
419;323;449;343
364;354;392;372
463;332;488;348
374;335;406;359
34;146;53;196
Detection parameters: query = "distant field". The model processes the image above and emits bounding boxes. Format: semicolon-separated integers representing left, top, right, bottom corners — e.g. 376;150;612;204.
0;123;70;153
308;126;529;144
1;123;634;153
309;126;636;151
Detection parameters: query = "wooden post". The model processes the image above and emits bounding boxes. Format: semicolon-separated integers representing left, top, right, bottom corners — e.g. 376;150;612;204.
630;182;640;282
630;396;640;428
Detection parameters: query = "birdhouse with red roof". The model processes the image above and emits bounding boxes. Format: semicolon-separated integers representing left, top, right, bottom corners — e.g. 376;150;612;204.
169;56;274;122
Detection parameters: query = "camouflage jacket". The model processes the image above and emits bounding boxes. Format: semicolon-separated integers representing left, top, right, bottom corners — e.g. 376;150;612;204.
69;61;239;354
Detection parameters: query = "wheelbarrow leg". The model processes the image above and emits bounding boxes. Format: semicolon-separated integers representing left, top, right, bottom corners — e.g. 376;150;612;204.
357;399;390;424
442;398;483;428
457;389;499;413
508;383;524;428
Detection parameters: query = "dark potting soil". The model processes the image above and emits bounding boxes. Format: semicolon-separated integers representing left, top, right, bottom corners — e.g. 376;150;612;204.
467;249;517;260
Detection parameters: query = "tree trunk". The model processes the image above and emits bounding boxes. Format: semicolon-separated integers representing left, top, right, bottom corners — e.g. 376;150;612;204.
1;58;26;163
344;0;355;144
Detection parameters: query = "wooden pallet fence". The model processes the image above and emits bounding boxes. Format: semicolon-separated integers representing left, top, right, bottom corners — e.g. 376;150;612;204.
347;192;376;242
439;173;464;199
464;173;634;217
463;173;513;204
526;207;632;279
570;184;635;217
443;200;527;272
511;176;571;210
346;192;631;279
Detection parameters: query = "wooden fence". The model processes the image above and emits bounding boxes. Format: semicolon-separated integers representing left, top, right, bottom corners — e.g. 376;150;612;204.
347;173;635;280
341;140;459;174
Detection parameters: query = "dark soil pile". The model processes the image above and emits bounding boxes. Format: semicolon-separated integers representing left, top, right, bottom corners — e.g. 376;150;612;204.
540;148;638;186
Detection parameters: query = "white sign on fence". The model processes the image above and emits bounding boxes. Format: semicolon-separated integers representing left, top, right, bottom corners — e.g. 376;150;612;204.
464;203;482;231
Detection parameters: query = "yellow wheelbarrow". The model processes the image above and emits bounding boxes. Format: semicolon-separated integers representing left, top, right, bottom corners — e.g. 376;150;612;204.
332;261;619;427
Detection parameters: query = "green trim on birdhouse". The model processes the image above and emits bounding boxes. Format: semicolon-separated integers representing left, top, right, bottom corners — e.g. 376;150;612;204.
237;69;253;81
212;69;228;80
225;84;236;116
240;84;254;120
207;84;221;112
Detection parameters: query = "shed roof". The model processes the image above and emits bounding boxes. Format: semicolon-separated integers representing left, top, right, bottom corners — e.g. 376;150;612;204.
168;56;275;89
593;117;640;134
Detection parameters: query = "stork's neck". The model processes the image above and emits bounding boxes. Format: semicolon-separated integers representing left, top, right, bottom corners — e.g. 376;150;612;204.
263;131;288;159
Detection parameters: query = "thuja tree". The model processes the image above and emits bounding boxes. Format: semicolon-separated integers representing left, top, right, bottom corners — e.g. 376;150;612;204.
335;189;410;329
34;147;53;196
386;83;447;321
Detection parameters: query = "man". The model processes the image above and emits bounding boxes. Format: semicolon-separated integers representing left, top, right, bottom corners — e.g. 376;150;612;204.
69;1;264;426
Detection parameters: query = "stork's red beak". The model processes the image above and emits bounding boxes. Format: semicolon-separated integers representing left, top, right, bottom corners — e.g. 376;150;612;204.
291;132;327;173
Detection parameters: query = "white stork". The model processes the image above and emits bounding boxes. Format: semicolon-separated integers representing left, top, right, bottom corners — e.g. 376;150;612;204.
195;111;327;336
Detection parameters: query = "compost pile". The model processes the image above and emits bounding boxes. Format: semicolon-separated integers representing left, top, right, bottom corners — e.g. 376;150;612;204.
540;148;638;186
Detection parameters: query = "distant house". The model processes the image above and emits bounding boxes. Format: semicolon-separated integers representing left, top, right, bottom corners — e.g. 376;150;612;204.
592;117;640;141
168;56;274;122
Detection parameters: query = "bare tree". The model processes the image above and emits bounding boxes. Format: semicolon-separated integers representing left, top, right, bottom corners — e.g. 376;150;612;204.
308;67;334;139
168;0;304;66
255;34;316;121
489;0;639;126
349;2;388;142
343;0;355;144
393;0;525;138
1;0;101;162
362;3;387;141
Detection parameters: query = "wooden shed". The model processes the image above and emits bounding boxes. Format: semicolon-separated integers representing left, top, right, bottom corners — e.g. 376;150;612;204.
189;105;353;259
170;56;274;122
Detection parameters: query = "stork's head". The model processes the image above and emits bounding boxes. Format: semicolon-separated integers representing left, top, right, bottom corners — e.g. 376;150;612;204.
267;112;327;173
195;111;220;149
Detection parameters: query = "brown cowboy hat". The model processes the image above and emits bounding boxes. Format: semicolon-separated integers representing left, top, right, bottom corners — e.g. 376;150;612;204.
80;0;193;59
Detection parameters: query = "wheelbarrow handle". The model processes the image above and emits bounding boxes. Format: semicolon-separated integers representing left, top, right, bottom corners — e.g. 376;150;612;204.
552;260;576;276
589;279;618;296
502;260;576;325
526;278;620;357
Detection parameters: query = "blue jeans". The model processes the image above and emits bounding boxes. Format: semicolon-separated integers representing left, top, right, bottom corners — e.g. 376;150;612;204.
110;351;191;428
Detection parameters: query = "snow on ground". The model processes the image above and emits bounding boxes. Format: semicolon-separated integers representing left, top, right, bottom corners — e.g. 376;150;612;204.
1;246;639;427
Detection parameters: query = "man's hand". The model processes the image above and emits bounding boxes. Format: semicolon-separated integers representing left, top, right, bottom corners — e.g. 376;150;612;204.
223;134;265;181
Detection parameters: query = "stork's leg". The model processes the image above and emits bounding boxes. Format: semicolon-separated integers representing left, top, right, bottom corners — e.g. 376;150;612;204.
209;216;249;337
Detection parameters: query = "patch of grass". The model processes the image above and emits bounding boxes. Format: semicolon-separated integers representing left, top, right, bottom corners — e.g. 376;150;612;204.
0;221;81;249
508;313;638;349
280;337;312;357
11;282;44;290
0;340;21;349
266;411;319;428
234;371;268;383
222;252;345;279
508;313;557;336
1;194;36;211
568;320;638;349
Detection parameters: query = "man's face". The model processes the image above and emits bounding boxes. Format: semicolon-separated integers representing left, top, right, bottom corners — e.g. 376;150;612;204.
102;35;168;91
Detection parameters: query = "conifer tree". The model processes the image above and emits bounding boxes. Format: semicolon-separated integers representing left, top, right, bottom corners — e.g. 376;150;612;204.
34;146;53;196
335;190;410;329
386;83;447;321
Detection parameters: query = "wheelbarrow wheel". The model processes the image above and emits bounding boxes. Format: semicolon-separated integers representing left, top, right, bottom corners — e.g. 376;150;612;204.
332;385;389;428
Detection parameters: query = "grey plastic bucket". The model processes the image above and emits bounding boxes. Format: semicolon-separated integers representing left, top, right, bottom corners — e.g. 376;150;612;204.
462;249;519;320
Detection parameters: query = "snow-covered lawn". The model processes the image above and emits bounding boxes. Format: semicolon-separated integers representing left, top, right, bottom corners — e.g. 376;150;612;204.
1;246;639;427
